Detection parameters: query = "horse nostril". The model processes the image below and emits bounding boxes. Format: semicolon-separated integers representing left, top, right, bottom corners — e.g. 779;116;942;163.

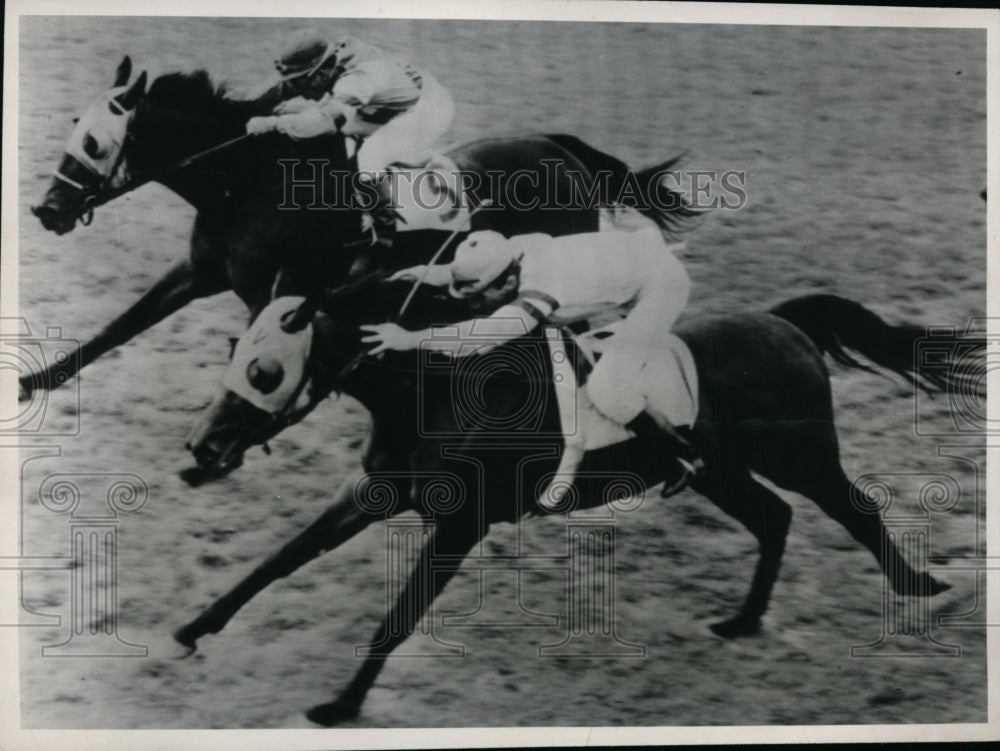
30;205;39;216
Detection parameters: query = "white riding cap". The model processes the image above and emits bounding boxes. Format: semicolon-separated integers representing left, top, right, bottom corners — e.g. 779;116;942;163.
224;297;313;413
448;230;521;296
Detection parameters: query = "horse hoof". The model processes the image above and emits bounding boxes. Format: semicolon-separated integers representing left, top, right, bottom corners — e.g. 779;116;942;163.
171;641;197;660
305;699;360;727
171;628;199;658
18;382;32;403
930;578;953;596
709;617;760;639
893;574;952;597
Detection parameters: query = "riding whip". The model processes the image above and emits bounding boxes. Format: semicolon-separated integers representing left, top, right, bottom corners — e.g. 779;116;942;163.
395;198;495;322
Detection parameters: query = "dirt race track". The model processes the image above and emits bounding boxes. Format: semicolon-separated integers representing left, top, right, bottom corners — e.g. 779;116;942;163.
13;17;988;728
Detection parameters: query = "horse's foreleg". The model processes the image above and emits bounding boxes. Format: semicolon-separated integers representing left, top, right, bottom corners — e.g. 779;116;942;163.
305;518;483;726
173;470;379;651
19;258;225;399
691;468;793;638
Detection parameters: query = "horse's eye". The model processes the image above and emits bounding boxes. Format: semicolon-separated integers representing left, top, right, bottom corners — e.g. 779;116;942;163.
71;117;80;125
83;133;108;160
247;356;284;394
227;337;239;361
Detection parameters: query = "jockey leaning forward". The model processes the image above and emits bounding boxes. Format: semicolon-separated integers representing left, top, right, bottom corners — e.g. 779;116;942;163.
246;29;456;249
360;227;706;498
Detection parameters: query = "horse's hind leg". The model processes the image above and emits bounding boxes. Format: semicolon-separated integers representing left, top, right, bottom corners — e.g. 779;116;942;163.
776;464;950;598
758;428;951;598
691;468;793;638
305;517;484;727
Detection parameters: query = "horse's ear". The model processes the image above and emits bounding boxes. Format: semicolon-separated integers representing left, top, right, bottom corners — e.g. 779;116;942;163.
114;56;132;87
117;70;147;111
280;298;318;333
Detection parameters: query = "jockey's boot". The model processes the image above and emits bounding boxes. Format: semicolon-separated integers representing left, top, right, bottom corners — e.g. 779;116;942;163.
347;175;399;278
360;174;398;250
625;411;705;498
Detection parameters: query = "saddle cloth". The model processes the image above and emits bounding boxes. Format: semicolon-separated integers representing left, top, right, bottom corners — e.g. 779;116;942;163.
546;323;699;452
387;153;472;232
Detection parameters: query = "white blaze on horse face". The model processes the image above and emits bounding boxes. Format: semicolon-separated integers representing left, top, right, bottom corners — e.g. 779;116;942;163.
64;85;134;183
224;297;314;414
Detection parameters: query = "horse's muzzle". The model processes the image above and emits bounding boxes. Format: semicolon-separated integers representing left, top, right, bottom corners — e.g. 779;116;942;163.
187;438;224;469
31;204;76;235
180;437;246;487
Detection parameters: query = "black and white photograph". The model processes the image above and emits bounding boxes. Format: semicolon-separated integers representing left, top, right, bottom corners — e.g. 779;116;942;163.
1;0;996;745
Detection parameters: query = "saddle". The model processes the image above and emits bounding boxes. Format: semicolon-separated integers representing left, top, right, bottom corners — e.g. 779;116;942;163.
545;312;632;454
538;319;699;511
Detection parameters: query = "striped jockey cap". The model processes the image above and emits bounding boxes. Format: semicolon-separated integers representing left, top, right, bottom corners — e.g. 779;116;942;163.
274;29;335;80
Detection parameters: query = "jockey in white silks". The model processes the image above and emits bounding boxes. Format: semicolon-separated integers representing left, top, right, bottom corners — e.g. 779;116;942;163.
360;227;706;500
246;29;455;249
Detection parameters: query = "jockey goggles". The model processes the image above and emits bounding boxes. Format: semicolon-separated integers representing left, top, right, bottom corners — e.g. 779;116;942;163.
274;40;336;80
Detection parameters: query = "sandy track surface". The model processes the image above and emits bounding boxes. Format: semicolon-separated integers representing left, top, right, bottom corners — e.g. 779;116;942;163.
15;19;986;728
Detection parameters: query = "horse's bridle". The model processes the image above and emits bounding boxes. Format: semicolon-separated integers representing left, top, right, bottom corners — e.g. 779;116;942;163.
54;112;252;228
227;175;493;429
55;130;135;227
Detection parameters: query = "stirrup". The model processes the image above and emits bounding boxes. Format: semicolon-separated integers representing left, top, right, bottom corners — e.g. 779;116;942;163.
359;213;395;249
659;457;701;499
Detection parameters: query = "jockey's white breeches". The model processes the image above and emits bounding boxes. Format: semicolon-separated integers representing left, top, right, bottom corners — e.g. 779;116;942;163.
355;71;454;177
584;248;694;427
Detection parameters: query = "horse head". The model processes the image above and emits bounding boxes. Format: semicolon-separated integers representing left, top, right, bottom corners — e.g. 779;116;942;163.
181;273;422;486
32;56;147;234
31;59;293;235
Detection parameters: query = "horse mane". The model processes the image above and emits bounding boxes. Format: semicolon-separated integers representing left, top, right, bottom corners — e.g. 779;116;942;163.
320;271;396;315
147;70;229;108
320;271;473;329
145;69;275;119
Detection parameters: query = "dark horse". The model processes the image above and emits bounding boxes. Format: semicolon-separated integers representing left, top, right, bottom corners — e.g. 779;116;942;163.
177;273;975;725
25;55;694;402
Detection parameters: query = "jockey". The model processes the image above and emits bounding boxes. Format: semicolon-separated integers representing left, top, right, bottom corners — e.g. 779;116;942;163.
246;29;455;249
360;227;705;497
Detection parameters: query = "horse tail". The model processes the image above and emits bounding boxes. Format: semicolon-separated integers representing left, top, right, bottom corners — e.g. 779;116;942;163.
770;294;985;396
543;133;700;239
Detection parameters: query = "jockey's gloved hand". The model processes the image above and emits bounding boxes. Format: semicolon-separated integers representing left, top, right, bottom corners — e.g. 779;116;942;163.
388;265;452;287
360;323;420;355
246;116;279;136
273;97;311;115
387;267;421;282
